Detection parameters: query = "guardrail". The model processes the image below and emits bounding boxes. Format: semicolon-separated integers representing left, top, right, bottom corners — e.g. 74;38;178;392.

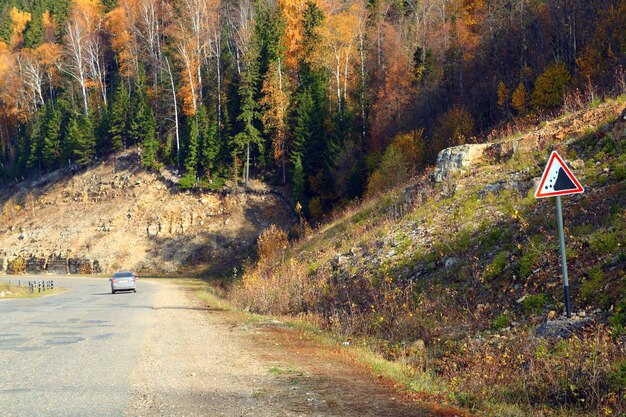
6;279;54;294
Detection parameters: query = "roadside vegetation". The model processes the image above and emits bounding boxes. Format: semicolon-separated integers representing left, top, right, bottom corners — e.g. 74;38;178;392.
225;99;626;416
0;281;64;298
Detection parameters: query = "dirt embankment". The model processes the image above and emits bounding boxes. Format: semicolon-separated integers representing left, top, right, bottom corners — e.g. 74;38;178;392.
0;155;296;276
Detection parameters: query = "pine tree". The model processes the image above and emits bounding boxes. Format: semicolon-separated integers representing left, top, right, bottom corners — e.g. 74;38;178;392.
141;107;158;169
197;105;219;179
234;48;263;186
27;107;46;173
291;154;305;207
108;81;130;152
73;114;96;166
184;115;199;177
41;103;62;169
129;78;148;147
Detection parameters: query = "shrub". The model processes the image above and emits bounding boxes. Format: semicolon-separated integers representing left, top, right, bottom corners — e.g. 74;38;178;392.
492;313;512;330
257;225;288;265
589;231;619;256
366;145;409;197
522;293;548;316
483;251;508;281
178;174;196;189
608;300;626;336
531;61;571;112
390;129;427;171
8;257;26;274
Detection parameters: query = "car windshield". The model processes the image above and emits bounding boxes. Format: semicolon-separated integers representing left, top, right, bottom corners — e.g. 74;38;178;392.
114;272;133;278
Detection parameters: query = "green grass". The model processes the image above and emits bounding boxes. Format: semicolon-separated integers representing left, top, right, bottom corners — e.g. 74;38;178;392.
521;294;549;316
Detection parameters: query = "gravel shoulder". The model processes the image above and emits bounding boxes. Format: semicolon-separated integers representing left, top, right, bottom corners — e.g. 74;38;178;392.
126;281;461;417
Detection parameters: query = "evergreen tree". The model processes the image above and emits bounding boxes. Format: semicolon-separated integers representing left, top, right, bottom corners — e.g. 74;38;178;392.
141;107;158;169
23;7;44;48
184;115;199;177
107;81;129;152
233;46;263;185
73;114;96;166
41;103;62;169
27;107;46;173
291;154;305;207
128;83;147;147
197;105;219;179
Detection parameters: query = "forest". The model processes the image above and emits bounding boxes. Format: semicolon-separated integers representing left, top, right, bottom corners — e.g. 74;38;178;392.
0;0;624;218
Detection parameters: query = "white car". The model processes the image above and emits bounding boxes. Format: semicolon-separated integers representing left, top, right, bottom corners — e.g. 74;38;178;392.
110;271;137;294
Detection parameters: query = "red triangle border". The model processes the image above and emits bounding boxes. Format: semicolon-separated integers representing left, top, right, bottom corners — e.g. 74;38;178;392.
535;151;584;198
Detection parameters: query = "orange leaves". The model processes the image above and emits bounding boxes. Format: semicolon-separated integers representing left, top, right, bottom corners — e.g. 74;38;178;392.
34;43;62;67
260;60;289;165
277;0;307;71
41;11;57;43
106;2;137;77
177;82;197;116
369;23;414;150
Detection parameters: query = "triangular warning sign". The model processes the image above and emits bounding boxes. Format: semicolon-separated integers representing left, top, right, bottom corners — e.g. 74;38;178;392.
535;151;584;198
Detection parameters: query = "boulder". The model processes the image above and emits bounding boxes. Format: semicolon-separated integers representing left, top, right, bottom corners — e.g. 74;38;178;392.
535;316;594;339
0;258;6;273
432;143;490;182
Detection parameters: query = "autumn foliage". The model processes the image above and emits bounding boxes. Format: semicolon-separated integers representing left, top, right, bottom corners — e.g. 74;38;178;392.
0;0;624;215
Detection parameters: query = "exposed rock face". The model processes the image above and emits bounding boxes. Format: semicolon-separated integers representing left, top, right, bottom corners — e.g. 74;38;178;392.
46;255;69;274
68;258;94;274
0;258;6;273
432;144;490;182
0;151;296;275
25;256;47;274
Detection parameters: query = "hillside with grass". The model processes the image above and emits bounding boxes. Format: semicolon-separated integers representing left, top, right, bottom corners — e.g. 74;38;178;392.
230;98;626;416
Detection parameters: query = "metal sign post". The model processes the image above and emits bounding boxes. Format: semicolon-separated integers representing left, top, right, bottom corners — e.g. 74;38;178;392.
535;151;584;319
555;196;571;318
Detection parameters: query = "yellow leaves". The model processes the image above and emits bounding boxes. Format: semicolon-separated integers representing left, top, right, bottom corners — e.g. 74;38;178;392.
10;7;31;38
260;60;289;165
9;7;31;48
42;11;54;29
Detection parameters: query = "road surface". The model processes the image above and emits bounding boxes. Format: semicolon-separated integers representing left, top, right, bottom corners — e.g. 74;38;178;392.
0;276;441;417
0;276;157;417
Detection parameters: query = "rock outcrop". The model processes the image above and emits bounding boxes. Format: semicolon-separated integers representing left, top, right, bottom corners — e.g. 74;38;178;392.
0;151;296;275
432;144;490;182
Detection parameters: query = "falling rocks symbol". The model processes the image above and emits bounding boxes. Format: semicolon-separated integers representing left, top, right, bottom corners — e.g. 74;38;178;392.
549;167;577;191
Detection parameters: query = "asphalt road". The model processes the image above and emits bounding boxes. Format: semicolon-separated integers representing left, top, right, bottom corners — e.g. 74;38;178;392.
0;276;159;417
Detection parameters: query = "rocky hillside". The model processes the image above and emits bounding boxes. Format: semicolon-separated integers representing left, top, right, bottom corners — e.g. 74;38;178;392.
0;154;296;275
232;99;626;415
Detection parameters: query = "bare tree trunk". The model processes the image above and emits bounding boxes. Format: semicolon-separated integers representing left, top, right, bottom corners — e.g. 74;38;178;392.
64;20;90;115
165;57;181;168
